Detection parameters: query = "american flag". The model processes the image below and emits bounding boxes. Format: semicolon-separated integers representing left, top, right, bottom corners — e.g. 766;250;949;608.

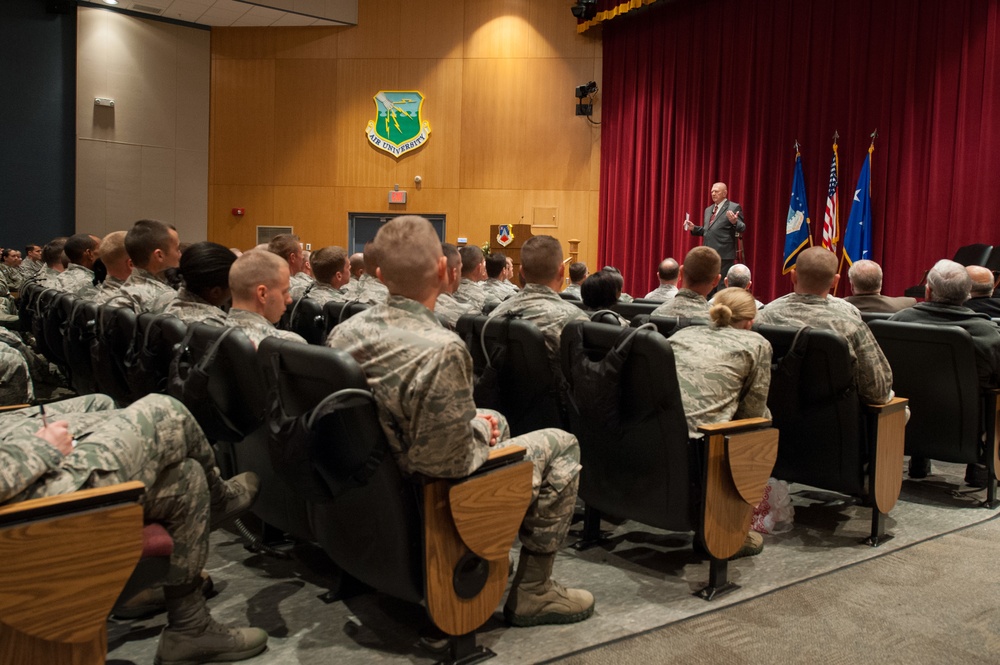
822;142;839;252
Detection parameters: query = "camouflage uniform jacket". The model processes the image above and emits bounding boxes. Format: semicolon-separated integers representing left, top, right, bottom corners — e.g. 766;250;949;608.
106;268;175;314
0;341;33;405
644;284;678;302
488;283;588;368
19;258;43;280
289;272;315;300
435;292;477;330
225;308;306;347
0;264;23;292
482;278;515;305
343;274;389;304
29;266;62;290
95;275;126;304
340;275;358;295
828;295;862;319
327;295;493;478
651;288;710;318
756;292;893;404
53;264;99;299
304;282;348;306
501;279;520;293
562;284;582;299
454;278;490;311
618;292;635;303
162;288;226;327
669;325;773;438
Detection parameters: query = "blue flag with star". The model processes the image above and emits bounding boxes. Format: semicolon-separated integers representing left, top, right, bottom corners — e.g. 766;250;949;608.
782;153;812;274
842;147;873;266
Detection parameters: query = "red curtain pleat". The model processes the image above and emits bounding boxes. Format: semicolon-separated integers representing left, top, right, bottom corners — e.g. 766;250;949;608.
599;0;1000;301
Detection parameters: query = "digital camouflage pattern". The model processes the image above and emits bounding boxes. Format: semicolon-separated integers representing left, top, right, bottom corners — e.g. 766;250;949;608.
19;258;44;281
828;295;862;319
342;273;389;305
225;308;306;347
489;283;588;372
95;274;126;304
304;283;348;306
482;278;514;305
289;272;315;300
106;267;175;314
327;295;582;553
454;278;491;311
651;288;710;318
756;292;893;404
668;325;773;438
28;266;62;290
561;283;582;299
643;284;678;302
435;291;477;330
0;394;224;585
161;288;226;327
0;263;23;292
0;326;64;392
0;342;33;405
53;263;99;299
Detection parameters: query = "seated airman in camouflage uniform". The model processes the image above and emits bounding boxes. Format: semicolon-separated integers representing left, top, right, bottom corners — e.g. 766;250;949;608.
341;252;364;294
482;252;515;305
757;247;893;405
0;393;266;664
502;256;520;294
106;219;180;314
562;261;588;300
650;246;720;319
669;287;772;558
53;233;101;298
328;216;594;627
23;238;67;290
0;326;65;400
19;244;43;281
342;242;390;304
155;242;235;327
0;341;32;405
304;246;350;306
224;249;306;346
435;243;478;330
489;235;588;376
95;231;132;304
268;233;314;300
0;248;23;292
454;245;497;310
644;258;679;302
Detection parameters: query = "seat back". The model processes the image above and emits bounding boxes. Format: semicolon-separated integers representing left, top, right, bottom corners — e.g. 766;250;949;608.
289;297;326;345
323;301;372;335
560;321;695;532
16;282;41;332
644;315;705;338
611;301;660;322
755;324;866;495
559;291;581;302
456;314;565;435
30;288;59;359
63;299;99;396
127;313;188;400
868;320;981;463
257;338;423;603
91;306;138;404
952;243;993;267
588;309;622;326
860;311;893;324
43;292;74;369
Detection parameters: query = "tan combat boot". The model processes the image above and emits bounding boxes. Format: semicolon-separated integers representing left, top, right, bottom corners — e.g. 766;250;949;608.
209;472;260;528
155;582;267;665
503;548;595;627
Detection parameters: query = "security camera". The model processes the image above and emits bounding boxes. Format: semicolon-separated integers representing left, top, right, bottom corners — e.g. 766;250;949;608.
571;0;597;20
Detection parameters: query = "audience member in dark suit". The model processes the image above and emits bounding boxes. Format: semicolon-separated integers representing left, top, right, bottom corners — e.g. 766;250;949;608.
843;260;916;313
964;265;1000;317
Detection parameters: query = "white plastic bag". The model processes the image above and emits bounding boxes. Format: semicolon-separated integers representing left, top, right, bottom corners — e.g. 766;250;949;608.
751;477;795;534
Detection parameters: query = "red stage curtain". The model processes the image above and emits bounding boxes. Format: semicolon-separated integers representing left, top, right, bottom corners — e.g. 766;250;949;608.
599;0;1000;301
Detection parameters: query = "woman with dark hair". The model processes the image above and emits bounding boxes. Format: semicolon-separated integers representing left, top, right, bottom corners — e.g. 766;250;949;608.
581;270;628;327
158;242;236;326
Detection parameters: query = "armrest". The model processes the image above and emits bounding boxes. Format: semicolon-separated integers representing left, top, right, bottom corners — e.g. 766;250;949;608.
0;404;30;413
863;396;908;514
0;481;146;526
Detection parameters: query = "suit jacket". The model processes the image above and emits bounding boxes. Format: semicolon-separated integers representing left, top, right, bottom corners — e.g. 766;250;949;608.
690;199;746;260
964;296;1000;318
843;293;916;313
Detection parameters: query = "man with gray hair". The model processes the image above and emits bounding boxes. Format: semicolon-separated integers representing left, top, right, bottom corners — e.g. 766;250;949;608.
709;263;764;309
890;259;1000;483
964;265;1000;317
643;258;679;302
843;259;915;313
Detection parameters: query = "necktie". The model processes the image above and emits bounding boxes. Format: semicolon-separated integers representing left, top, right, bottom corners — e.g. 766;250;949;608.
709;205;719;224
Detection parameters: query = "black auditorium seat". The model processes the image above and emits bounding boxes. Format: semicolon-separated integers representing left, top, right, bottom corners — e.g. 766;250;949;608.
63;299;100;396
91;305;138;406
125;313;188;400
559;321;778;599
610;300;659;322
30;288;61;363
755;324;908;544
559;291;581;301
860;311;894;324
287;297;326;345
322;301;371;336
868;320;1000;507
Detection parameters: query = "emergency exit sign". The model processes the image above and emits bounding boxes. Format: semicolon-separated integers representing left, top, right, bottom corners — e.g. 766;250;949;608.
388;190;407;204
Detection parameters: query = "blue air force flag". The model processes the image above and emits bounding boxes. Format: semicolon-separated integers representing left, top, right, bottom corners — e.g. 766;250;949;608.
782;153;812;274
842;147;873;266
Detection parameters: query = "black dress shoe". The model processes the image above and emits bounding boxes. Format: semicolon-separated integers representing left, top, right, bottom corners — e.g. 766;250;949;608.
965;463;989;488
908;457;931;479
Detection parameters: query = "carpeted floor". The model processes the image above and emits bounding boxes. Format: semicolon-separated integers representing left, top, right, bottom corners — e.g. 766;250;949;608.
107;461;999;664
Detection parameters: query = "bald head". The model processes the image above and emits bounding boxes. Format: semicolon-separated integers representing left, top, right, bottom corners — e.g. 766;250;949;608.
725;263;752;290
967;265;995;298
349;253;364;278
658;258;680;284
372;216;445;301
794;247;839;295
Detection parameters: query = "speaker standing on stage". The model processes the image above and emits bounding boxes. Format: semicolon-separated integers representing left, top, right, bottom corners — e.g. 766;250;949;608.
682;182;746;280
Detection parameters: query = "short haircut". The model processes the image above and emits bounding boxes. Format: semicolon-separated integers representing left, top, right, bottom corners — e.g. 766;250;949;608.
601;266;625;292
372;216;442;298
229;249;287;300
459;246;485;277
520;235;563;284
42;238;68;267
312;246;349;284
581;271;619;310
349;253;365;276
362;242;379;275
709;287;757;328
98;231;128;267
125;219;176;268
267;234;301;263
681;246;722;286
658;258;679;282
25;244;40;255
0;249;11;261
569;262;588;283
967;265;995;297
178;241;237;296
485;252;507;279
926;259;972;305
726;263;752;289
64;233;98;263
847;259;883;293
442;243;462;271
794;247;838;292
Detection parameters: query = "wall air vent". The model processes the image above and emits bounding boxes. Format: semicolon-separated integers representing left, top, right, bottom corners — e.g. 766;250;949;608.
131;3;164;14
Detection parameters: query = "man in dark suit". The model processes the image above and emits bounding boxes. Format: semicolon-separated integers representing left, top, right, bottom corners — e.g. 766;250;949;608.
844;260;916;313
682;182;746;283
964;265;1000;317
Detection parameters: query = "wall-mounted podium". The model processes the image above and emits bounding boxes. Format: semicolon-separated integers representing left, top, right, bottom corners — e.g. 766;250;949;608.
489;224;534;286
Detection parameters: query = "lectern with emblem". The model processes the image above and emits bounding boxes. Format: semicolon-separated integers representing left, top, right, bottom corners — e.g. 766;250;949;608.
489;224;534;286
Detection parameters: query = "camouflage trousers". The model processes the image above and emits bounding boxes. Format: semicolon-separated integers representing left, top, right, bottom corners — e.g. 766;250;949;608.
0;343;32;405
8;394;222;587
0;326;65;392
479;408;582;554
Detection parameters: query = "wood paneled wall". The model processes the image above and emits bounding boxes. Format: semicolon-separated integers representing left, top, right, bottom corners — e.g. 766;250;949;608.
209;0;601;271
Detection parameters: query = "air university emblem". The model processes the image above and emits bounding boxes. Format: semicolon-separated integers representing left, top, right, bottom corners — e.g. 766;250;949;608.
496;225;514;247
365;91;432;158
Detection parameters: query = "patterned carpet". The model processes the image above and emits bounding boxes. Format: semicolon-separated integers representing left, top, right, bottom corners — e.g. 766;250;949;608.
107;460;998;664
